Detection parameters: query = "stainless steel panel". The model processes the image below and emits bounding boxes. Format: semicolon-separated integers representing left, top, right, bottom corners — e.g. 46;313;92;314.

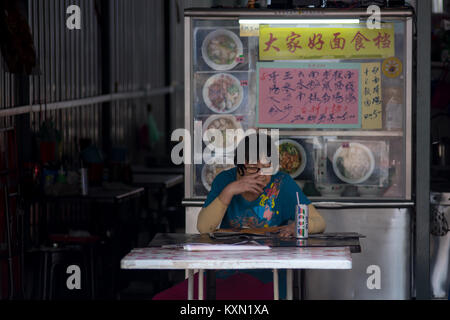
186;206;201;234
430;194;450;299
431;231;450;299
304;208;411;299
312;201;414;208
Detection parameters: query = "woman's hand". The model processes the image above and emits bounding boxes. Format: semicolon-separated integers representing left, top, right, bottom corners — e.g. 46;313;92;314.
279;222;295;238
218;173;267;205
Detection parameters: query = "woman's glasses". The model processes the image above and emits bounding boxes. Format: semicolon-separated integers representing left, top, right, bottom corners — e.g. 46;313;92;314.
244;162;271;174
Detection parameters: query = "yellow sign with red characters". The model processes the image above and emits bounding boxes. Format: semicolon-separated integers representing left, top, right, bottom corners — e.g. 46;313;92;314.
259;24;395;60
361;62;383;129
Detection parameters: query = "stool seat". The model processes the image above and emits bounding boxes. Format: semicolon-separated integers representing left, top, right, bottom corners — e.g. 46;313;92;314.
39;239;98;300
48;234;101;244
38;245;81;252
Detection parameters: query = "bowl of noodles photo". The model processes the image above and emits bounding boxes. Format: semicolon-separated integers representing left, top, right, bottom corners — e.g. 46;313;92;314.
276;139;307;179
202;115;242;153
201;29;243;71
332;142;375;184
202;73;244;114
201;163;235;191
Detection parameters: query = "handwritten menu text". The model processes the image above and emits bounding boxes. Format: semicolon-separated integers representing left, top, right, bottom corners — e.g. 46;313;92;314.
361;62;382;129
257;63;361;128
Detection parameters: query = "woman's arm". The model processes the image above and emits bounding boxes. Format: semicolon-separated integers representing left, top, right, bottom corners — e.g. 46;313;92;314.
197;173;267;233
197;181;237;234
196;197;229;234
308;204;326;234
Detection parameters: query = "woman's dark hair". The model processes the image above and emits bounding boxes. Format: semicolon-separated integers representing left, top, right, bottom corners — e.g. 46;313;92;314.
234;132;274;176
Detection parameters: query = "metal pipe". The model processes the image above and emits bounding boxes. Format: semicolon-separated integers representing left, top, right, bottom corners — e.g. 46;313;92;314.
41;0;46;120
3;179;14;299
0;106;33;118
286;269;293;300
187;269;194;300
92;0;97;144
273;269;279;300
88;0;93;143
415;0;431;300
184;8;415;18
198;269;204;300
75;0;81;152
0;86;177;117
62;0;68;156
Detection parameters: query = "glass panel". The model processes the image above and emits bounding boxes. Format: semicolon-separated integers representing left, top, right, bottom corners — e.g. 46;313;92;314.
274;135;405;199
190;19;253;198
191;19;258;128
188;16;409;200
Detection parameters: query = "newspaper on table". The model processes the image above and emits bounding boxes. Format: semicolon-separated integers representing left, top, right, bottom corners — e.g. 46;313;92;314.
182;240;271;251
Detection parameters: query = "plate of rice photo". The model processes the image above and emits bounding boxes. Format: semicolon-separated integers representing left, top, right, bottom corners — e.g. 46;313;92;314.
332;142;375;184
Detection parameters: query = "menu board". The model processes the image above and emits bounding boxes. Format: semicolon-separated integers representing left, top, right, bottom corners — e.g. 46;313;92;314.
257;62;362;128
361;62;382;129
259;24;395;60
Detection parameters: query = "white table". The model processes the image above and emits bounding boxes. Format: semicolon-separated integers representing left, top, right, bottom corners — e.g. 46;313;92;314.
121;246;352;300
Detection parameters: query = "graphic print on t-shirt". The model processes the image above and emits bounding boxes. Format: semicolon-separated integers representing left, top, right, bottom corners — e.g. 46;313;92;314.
229;177;282;228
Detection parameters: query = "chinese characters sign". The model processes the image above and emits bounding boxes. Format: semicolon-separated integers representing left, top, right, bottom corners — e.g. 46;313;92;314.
361;63;382;129
257;62;361;128
259;24;395;60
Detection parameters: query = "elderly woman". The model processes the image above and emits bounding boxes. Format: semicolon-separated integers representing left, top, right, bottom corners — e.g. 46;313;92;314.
197;133;325;236
153;133;325;300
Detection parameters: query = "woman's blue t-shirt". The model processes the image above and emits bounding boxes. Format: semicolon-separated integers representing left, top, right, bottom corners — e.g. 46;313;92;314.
204;167;311;228
203;167;311;299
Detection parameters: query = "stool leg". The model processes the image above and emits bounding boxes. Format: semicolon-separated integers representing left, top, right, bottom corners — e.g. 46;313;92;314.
90;246;95;299
300;269;306;300
206;271;216;300
273;269;279;301
39;253;45;300
42;253;48;300
81;248;93;299
187;269;194;300
198;269;204;300
49;262;57;300
286;269;293;300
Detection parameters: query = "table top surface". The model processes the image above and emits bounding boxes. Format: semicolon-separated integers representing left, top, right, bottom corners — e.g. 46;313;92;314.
43;184;144;202
120;246;352;270
132;173;184;188
121;232;359;270
148;232;362;253
131;165;184;175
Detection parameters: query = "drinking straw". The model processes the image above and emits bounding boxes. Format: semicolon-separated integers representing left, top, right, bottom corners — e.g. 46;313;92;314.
296;192;300;206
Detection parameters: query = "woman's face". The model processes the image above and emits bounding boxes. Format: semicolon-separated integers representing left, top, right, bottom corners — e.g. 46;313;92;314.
243;161;272;185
